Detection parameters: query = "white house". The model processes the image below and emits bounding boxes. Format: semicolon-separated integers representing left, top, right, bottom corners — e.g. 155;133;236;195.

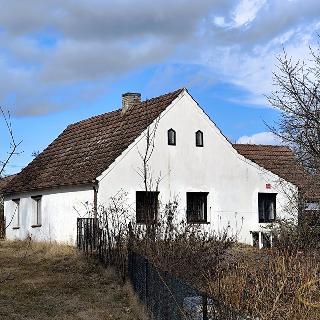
3;88;312;247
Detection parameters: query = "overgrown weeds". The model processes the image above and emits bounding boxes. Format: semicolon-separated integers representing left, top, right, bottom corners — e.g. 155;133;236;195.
95;194;320;319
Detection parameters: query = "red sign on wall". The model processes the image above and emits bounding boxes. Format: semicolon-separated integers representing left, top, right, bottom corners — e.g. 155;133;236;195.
266;183;271;189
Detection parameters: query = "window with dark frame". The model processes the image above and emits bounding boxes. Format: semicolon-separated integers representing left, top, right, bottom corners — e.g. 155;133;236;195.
12;199;20;229
195;130;203;147
304;201;320;227
136;191;159;224
258;193;276;223
168;128;176;146
31;195;42;227
186;192;208;223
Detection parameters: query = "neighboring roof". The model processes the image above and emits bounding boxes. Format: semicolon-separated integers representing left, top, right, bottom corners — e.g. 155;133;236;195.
4;89;184;195
0;175;17;195
233;144;319;199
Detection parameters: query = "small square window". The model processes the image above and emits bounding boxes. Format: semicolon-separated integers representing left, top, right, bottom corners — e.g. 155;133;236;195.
258;193;276;223
195;130;203;147
136;191;159;224
186;192;208;223
168;129;176;146
31;195;42;227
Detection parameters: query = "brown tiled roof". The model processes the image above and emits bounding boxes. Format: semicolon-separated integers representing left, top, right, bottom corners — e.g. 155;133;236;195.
4;89;184;195
0;175;16;195
233;144;319;199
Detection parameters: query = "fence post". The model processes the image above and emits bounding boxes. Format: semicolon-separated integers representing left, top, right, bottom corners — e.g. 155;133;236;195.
202;295;208;320
145;256;149;307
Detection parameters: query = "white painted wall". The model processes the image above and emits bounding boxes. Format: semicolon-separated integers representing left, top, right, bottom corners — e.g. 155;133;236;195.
4;186;93;244
4;89;298;245
97;90;297;245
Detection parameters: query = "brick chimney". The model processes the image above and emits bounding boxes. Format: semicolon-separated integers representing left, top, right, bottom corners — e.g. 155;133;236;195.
122;92;141;113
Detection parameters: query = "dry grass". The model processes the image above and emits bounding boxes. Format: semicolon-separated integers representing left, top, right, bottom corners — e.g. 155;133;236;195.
0;240;148;320
204;246;320;320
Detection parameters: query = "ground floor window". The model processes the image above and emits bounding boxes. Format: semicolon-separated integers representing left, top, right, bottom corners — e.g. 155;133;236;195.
303;201;320;227
31;195;42;227
136;191;159;224
251;231;273;249
12;199;20;229
258;193;276;223
186;192;208;223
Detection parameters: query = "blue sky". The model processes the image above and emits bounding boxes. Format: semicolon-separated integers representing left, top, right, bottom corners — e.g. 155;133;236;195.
0;0;319;175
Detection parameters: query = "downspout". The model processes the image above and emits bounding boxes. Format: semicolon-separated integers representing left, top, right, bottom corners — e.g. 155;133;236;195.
92;180;99;249
92;180;98;220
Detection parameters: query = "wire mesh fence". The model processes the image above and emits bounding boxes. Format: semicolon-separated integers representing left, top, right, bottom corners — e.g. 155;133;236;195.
128;249;249;320
77;218;249;320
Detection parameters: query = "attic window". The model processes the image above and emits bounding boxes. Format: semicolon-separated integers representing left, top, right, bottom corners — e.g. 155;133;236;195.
168;129;176;146
195;130;203;147
136;191;159;224
258;193;276;223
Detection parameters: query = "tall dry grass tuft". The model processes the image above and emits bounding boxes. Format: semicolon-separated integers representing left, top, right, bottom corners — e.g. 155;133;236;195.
204;247;320;319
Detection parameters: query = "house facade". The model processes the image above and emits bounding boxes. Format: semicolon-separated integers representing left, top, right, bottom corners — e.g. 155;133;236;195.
3;89;305;247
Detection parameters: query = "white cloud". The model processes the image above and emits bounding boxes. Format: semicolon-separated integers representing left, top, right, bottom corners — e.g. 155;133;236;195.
0;0;320;114
232;0;267;27
237;131;282;145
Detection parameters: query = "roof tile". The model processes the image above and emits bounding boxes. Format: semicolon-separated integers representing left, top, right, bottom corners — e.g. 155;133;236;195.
4;89;183;195
233;144;319;199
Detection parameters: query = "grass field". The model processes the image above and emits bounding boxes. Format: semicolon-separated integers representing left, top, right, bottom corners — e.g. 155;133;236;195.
0;240;148;320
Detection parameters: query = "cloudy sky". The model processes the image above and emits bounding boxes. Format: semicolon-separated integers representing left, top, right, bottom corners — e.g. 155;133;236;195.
0;0;319;174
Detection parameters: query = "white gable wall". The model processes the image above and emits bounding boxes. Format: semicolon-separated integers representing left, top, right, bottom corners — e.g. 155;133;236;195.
97;90;297;244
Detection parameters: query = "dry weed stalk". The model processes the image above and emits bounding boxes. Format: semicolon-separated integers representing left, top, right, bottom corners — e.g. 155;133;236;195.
204;247;320;319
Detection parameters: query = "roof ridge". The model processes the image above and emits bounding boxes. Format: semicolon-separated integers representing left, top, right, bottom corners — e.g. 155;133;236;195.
233;143;287;148
69;88;184;128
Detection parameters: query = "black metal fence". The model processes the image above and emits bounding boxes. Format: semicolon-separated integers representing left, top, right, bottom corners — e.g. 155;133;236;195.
77;218;248;320
77;217;127;279
128;250;248;320
77;217;98;252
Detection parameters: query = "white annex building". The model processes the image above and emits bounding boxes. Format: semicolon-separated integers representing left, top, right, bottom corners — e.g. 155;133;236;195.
3;88;312;247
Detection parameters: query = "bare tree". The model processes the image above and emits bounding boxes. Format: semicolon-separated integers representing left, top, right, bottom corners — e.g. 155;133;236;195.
267;46;320;175
136;116;162;192
0;107;22;177
0;107;22;235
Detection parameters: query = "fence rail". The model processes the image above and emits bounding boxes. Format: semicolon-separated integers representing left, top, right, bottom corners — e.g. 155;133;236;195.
77;218;248;320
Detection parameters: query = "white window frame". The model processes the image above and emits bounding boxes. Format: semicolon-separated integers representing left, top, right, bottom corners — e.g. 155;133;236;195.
31;196;42;227
12;199;20;229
